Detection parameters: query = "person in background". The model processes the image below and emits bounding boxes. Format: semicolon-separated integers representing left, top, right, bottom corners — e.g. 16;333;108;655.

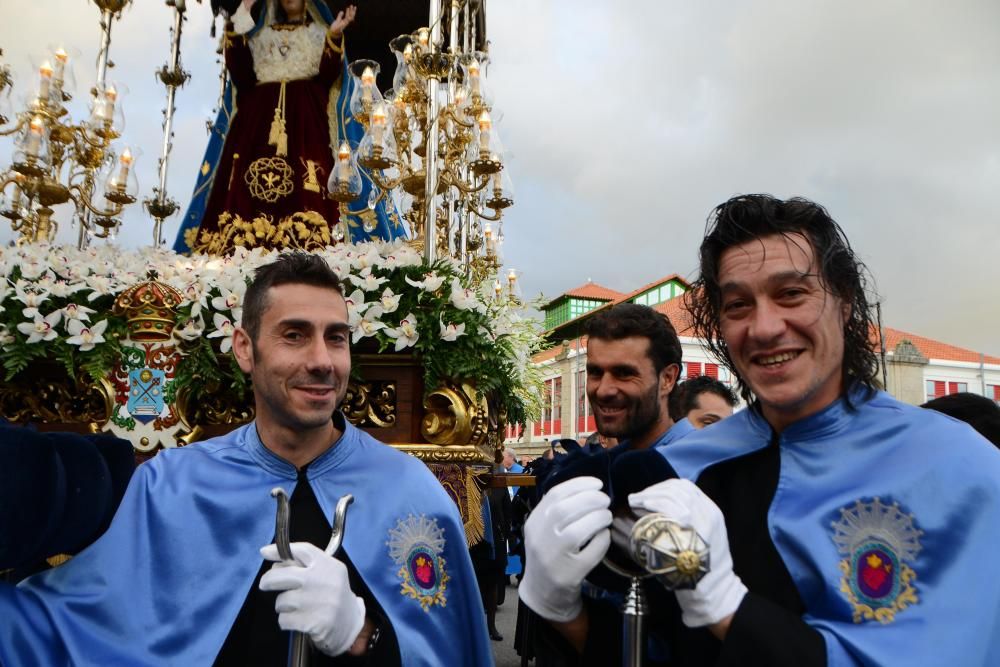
669;375;738;429
921;391;1000;448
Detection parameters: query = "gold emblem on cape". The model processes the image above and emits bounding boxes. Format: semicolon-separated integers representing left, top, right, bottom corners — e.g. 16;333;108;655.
245;156;294;203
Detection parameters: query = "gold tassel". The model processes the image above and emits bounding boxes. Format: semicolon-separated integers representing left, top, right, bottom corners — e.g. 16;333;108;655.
276;121;288;157
269;81;289;157
268;109;281;147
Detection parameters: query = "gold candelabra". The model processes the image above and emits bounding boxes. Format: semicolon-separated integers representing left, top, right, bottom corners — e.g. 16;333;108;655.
328;1;516;291
0;1;138;247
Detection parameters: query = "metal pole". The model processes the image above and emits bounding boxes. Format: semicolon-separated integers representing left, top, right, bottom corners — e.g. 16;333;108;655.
96;10;114;90
150;3;186;247
876;302;888;390
621;577;646;667
423;0;442;264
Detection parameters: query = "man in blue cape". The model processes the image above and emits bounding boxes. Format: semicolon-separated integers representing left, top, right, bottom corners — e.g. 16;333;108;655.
520;194;1000;665
0;252;493;665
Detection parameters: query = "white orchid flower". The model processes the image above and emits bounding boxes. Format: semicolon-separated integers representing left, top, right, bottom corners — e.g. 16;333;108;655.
175;317;205;342
207;312;236;354
440;319;466;342
384;312;419;351
62;302;96;323
404;271;446;293
348;267;388;292
343;288;370;328
183;281;211;319
211;286;242;313
86;275;114;302
352;305;386;344
379;287;401;314
352;245;383;271
449;277;484;312
14;282;51;319
16;310;62;344
65;319;109;352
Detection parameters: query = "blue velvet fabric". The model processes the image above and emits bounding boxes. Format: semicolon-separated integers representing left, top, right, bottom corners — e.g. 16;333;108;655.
0;421;493;666
659;388;1000;665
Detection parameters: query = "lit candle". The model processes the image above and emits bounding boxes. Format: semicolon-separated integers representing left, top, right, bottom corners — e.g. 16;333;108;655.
494;279;502;297
477;110;492;153
360;66;375;104
38;61;53;103
468;58;481;96
25;116;44;158
507;269;517;288
53;49;68;83
336;142;351;184
483;223;493;255
371;102;387;145
116;149;133;192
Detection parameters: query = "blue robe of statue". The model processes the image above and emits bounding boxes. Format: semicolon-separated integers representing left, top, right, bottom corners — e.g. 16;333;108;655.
0;420;493;666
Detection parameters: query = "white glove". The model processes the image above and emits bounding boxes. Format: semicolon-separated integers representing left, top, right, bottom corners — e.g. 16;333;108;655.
520;476;612;623
259;542;366;657
629;479;747;628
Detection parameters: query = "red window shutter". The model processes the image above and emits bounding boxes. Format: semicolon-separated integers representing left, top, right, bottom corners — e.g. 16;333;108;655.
934;381;946;398
705;363;718;379
947;382;959;395
993;386;1000;401
687;362;702;379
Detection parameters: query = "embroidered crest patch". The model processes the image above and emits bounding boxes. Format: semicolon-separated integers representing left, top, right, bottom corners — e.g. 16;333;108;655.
831;497;923;624
387;514;449;611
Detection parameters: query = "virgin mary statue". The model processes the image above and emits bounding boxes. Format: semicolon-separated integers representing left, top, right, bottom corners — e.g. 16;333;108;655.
173;0;405;255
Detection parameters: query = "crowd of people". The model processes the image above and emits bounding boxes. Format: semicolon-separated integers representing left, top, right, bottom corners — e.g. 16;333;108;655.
2;180;999;666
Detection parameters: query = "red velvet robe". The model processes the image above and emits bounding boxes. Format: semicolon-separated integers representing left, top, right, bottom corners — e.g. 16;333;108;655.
194;20;343;251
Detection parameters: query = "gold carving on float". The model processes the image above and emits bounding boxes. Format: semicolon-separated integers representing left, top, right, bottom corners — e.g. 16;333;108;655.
342;381;396;427
417;381;494;464
245;156;294;202
421;381;489;447
191;210;334;255
0;375;114;425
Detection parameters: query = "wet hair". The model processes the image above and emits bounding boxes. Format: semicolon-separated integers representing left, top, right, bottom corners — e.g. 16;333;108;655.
241;252;343;343
921;392;1000;449
669;375;738;422
584;303;682;375
685;194;879;404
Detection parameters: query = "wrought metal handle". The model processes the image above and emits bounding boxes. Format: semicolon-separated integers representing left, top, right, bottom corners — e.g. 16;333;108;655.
270;487;308;667
325;494;355;557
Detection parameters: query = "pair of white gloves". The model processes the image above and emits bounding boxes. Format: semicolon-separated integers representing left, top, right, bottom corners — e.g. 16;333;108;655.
519;476;748;628
259;542;366;657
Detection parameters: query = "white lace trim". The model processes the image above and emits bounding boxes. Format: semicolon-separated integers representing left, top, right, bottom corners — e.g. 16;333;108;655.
250;22;327;83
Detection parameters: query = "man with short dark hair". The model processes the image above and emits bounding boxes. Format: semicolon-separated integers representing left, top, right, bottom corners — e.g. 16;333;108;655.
634;195;1000;665
669;375;738;429
519;303;693;662
0;252;493;665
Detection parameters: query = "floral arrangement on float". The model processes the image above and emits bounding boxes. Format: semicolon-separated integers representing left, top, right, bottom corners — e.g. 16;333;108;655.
0;240;544;432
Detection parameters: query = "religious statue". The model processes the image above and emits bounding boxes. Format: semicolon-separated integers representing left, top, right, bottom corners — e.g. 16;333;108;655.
174;0;405;255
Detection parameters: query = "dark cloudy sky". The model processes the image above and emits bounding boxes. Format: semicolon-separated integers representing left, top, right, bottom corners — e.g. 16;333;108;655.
2;1;998;354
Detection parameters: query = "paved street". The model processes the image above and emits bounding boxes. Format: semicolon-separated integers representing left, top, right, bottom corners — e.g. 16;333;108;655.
492;581;524;667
